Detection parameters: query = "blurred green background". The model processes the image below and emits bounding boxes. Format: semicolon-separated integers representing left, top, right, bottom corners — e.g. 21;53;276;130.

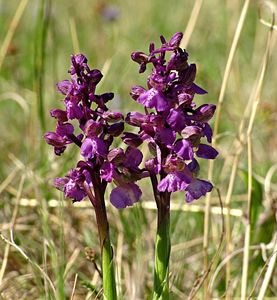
0;0;276;299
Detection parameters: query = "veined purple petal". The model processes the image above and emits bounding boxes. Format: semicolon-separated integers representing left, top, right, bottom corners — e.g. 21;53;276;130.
137;88;169;111
53;177;69;190
194;104;216;122
125;147;143;168
166;109;186;132
107;148;125;164
145;158;159;174
181;125;203;146
174;139;194;160
56;80;72;95
126;111;147;126
84;119;103;137
44;132;66;147
56;123;74;137
65;101;83;120
110;183;142;209
101;111;123;122
185;179;213;203
177;92;193;106
122;132;143;147
157;171;191;193
80;137;107;159
196;144;218;159
64;179;87;202
50;109;68;122
156;127;176;146
130;86;146;100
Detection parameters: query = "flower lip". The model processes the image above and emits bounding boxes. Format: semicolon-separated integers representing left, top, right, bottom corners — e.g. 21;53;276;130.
44;132;66;147
185;179;213;203
50;109;68;122
80;137;108;159
196;144;218;159
157;170;192;193
110;183;142;209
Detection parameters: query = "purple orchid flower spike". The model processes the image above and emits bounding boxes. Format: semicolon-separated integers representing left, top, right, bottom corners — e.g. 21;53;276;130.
126;32;219;299
45;54;144;209
127;31;218;203
45;54;148;299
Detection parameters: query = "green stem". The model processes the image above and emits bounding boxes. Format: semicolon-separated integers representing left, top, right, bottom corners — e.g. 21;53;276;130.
153;192;171;300
95;197;117;300
86;177;117;300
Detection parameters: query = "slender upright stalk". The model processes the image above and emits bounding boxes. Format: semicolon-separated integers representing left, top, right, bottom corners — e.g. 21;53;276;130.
85;176;117;300
151;173;171;300
94;200;117;300
153;192;171;300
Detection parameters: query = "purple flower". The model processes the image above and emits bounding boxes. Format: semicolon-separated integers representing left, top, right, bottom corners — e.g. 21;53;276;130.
46;54;143;208
84;120;103;137
185;179;213;203
54;169;87;202
100;162;114;182
166;109;187;132
50;109;68;122
127;32;218;202
56;80;72;95
174;139;193;160
110;183;142;208
56;123;74;137
65;99;83;120
122;132;143;147
196;144;218;159
137;88;169;112
44;132;66;147
157;171;191;193
80;137;107;159
194;104;216;122
181;126;203;147
125;112;147;127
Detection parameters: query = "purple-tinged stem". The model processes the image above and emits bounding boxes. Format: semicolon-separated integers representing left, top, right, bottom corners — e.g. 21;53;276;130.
150;174;171;300
84;175;117;300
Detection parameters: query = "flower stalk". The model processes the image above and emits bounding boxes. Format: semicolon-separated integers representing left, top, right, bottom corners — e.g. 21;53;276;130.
82;171;117;299
153;192;171;300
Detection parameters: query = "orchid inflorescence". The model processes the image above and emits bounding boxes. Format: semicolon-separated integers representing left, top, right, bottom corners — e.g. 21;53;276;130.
126;31;218;203
44;54;144;209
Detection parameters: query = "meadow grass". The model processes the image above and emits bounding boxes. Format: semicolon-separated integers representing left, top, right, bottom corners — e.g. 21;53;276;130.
0;0;277;299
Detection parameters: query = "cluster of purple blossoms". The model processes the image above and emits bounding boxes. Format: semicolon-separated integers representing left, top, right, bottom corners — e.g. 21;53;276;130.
125;32;218;203
44;54;144;208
